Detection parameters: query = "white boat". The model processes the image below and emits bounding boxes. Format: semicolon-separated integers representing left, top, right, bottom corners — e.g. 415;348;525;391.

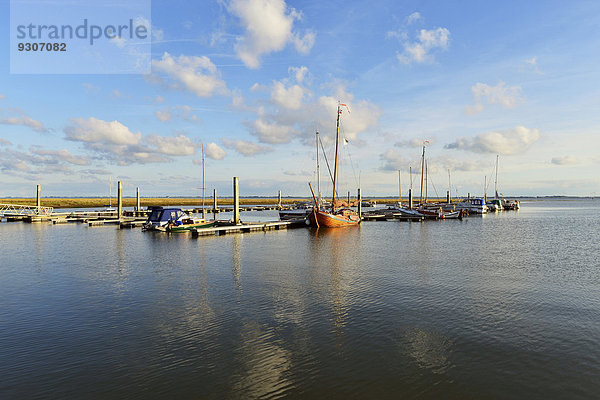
454;198;488;214
279;202;313;220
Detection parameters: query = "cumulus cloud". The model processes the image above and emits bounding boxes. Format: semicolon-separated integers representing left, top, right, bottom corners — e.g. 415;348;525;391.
0;146;93;176
444;126;540;155
154;108;172;122
241;71;380;146
64;117;199;165
29;148;89;165
229;0;315;68
222;138;273;156
0;108;47;133
551;155;579;165
465;82;523;114
379;149;409;171
271;81;307;110
395;138;431;148
65;117;141;145
397;27;450;64
145;134;196;156
205;142;226;160
151;52;228;97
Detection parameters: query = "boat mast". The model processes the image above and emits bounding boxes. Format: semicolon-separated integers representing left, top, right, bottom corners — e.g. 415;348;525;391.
332;102;342;209
448;169;451;203
494;155;499;199
425;160;428;203
419;145;425;207
109;176;112;207
316;130;321;205
398;169;401;203
202;143;205;219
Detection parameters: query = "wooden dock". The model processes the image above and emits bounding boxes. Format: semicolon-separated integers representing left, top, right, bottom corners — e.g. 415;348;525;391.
191;219;308;237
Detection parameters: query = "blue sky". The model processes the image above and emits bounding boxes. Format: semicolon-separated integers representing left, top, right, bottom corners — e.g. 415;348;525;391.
1;0;599;198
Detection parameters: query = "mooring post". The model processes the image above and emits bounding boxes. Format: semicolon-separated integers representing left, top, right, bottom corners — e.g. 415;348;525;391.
233;177;239;225
358;188;362;219
408;188;413;209
468;192;471;200
213;188;217;215
117;181;123;219
447;190;450;204
36;184;41;213
136;187;140;213
278;190;282;209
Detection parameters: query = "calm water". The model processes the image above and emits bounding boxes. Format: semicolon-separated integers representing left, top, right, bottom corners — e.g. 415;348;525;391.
1;200;599;399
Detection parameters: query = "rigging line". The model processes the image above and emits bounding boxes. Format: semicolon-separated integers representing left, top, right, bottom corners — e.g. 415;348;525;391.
339;123;360;188
429;174;441;199
319;136;338;198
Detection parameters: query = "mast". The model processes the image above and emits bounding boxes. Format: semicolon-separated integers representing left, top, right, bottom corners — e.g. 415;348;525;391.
494;155;499;199
419;145;425;207
398;169;401;203
332;102;342;209
202;143;205;219
484;176;487;202
316;131;321;204
109;176;112;207
448;169;452;203
425;160;428;203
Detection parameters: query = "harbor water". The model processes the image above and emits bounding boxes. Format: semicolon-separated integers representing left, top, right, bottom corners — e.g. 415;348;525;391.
1;199;599;399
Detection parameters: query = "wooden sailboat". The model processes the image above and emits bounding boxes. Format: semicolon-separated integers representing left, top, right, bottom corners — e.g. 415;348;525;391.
308;102;361;228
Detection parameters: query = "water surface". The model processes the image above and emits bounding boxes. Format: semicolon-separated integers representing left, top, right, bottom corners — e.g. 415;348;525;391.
1;199;599;399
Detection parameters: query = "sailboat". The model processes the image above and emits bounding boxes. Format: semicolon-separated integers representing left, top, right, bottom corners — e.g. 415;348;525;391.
103;177;116;212
308;101;361;228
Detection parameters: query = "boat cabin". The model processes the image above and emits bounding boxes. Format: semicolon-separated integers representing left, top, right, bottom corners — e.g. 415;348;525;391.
145;206;187;227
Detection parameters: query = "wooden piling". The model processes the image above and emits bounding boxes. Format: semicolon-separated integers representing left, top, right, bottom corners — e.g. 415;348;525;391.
36;184;41;213
117;181;123;220
408;188;413;209
233;177;239;225
136;187;140;212
213;189;217;216
278;190;282;209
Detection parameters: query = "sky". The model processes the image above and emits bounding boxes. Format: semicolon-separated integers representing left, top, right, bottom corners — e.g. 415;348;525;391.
1;0;599;198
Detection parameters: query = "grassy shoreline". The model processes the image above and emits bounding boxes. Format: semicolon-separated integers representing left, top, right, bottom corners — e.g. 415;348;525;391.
0;197;449;208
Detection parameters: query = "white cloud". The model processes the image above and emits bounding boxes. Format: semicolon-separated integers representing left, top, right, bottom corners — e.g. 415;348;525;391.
65;117;141;145
222;138;273;156
288;66;309;83
525;56;543;74
444;126;540;155
151;52;228;98
407;12;422;25
0;108;47;133
200;142;227;160
64;117;199;165
397;27;450;64
0;138;11;146
271;81;307;110
551;155;579;165
229;0;314;68
154;108;172;122
395;138;431;148
465;82;523;114
247;117;294;144
293;31;316;54
379;149;408;171
145;134;197;156
240;76;380;146
29;148;89;165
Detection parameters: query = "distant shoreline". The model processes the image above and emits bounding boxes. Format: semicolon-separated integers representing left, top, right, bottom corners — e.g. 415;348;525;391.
0;196;593;209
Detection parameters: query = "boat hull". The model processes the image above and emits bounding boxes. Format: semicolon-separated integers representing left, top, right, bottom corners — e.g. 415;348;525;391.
167;220;217;232
309;209;360;228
